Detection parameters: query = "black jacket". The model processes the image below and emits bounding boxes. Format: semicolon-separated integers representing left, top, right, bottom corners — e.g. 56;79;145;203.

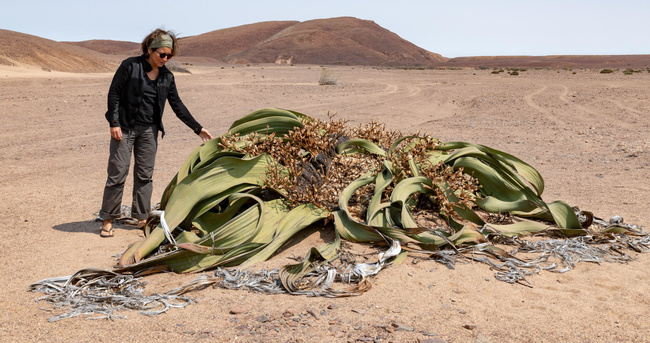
105;55;203;137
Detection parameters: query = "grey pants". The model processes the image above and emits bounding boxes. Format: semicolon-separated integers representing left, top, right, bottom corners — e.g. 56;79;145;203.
100;125;158;221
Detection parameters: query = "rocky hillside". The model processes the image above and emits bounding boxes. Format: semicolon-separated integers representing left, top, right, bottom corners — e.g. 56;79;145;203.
0;29;116;72
180;17;448;66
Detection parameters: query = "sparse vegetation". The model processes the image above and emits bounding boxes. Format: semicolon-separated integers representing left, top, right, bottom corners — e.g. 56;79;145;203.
600;69;614;74
623;68;642;75
318;68;338;85
166;63;191;74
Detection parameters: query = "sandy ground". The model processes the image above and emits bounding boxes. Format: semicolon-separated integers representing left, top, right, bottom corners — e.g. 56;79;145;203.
0;63;648;343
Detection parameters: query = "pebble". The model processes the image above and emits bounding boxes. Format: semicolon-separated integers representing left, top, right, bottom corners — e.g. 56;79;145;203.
463;323;477;330
475;332;492;343
256;315;270;323
229;306;247;315
328;325;342;333
421;338;448;343
307;309;319;320
392;323;414;332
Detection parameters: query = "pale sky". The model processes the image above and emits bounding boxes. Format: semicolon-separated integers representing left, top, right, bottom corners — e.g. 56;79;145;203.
1;0;648;58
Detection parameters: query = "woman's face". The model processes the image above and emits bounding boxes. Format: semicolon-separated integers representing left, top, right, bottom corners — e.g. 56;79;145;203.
148;47;172;68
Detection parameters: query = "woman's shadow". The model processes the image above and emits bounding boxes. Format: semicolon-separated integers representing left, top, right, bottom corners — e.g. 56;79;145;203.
52;212;139;234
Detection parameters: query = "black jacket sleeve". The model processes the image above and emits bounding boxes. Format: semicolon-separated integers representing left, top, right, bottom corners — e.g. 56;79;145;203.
105;60;131;127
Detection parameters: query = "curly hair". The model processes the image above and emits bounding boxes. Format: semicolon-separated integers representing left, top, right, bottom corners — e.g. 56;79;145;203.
141;28;179;58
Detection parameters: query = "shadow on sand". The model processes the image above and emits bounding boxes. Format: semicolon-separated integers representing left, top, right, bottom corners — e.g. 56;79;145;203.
52;219;139;234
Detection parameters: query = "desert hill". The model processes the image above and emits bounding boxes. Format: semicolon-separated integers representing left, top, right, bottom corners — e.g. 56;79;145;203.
178;20;299;62
0;29;116;72
62;39;139;55
184;17;449;66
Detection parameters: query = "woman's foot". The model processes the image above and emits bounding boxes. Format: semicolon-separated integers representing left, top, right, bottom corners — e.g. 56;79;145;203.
100;219;114;238
137;220;147;230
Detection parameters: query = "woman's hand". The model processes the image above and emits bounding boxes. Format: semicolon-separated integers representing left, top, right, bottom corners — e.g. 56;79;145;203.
198;128;213;143
110;127;123;141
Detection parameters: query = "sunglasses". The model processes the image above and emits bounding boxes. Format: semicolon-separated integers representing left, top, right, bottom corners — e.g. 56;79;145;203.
155;51;173;60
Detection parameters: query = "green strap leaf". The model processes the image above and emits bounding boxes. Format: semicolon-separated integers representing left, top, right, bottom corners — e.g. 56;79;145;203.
336;138;387;156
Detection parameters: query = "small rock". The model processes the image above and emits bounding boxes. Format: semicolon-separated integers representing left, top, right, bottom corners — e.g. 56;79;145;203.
475;332;492;343
458;309;467;314
328;304;339;310
256;315;270;323
392;323;414;332
328;325;342;333
351;308;366;314
229;306;247;315
307;309;319;320
420;330;439;337
463;323;477;330
421;338;448;343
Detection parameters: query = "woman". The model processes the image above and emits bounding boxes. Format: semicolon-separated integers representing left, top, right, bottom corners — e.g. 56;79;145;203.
99;28;212;237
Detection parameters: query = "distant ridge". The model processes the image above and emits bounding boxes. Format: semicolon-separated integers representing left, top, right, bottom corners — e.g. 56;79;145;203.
447;55;650;69
0;29;115;72
2;17;650;72
63;39;140;55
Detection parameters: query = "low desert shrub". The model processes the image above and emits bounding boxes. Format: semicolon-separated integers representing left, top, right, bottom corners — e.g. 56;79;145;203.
319;68;338;85
167;63;191;74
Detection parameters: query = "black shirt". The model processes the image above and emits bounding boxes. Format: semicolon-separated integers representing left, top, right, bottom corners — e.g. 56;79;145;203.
135;76;158;125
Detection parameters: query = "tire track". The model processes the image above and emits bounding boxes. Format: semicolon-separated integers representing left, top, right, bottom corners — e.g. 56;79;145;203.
523;84;566;125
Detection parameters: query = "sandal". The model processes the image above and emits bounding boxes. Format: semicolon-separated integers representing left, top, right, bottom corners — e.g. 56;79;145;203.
100;220;114;238
136;220;147;230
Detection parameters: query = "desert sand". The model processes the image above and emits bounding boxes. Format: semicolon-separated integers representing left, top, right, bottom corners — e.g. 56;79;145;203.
0;62;648;343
